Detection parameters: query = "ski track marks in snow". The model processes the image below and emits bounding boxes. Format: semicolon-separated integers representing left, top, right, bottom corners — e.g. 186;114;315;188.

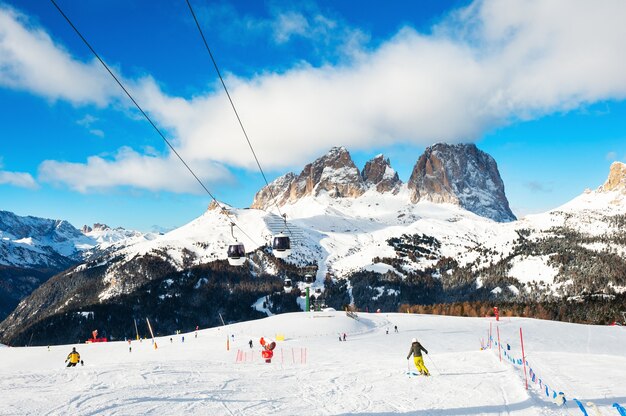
1;312;626;415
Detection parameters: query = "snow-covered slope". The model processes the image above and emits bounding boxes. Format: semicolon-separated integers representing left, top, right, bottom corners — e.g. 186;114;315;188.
0;312;624;415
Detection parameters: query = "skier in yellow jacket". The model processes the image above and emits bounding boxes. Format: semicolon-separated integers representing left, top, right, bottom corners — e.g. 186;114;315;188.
407;338;430;376
65;347;81;367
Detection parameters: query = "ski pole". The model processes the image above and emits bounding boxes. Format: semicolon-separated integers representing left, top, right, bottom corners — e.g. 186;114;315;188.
426;354;442;375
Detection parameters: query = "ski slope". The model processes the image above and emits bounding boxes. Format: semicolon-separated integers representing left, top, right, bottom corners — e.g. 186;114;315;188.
1;312;625;415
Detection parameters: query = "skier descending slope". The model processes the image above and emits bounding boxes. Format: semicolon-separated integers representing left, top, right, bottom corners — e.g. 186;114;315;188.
407;338;429;376
65;347;81;367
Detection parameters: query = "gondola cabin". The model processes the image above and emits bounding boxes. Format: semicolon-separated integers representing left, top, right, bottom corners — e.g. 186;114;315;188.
284;278;293;293
304;274;314;287
272;233;291;258
227;242;246;266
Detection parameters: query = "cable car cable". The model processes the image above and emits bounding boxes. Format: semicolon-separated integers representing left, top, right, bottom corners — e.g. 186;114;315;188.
185;0;295;238
49;0;260;248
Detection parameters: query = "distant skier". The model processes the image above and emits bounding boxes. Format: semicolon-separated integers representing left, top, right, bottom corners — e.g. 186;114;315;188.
343;333;346;341
65;347;81;367
407;338;430;376
394;325;398;333
248;339;253;349
386;328;389;335
181;336;185;343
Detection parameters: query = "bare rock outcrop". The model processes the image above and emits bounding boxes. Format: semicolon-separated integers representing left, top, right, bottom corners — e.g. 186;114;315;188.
407;143;516;222
361;154;402;194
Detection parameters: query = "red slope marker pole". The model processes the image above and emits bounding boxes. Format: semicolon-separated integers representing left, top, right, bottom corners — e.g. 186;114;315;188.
520;327;528;390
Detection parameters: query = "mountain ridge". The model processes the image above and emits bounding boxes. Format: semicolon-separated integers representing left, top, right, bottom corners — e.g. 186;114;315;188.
2;149;625;345
252;143;515;222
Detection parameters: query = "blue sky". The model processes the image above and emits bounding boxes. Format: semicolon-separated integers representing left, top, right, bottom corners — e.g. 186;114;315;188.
1;0;625;231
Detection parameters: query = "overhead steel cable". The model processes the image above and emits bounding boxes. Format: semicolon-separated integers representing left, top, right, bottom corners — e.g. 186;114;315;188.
49;0;260;248
185;0;295;238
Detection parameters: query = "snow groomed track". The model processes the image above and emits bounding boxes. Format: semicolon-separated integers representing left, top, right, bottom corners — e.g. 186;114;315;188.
1;312;625;415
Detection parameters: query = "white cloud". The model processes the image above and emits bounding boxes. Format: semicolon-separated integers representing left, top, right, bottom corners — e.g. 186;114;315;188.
5;0;626;193
0;5;117;105
38;147;233;194
0;169;38;189
606;151;618;161
273;12;310;43
138;0;626;172
89;129;105;138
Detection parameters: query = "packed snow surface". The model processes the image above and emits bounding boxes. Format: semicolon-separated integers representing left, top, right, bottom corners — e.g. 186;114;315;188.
1;312;625;415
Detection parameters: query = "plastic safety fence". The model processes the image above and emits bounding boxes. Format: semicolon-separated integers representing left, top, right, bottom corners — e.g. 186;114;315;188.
235;347;307;365
489;331;626;415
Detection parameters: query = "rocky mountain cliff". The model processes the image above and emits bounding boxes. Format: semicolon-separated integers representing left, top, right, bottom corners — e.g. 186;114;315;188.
598;161;626;193
361;154;402;194
252;147;367;208
408;143;516;222
253;143;514;222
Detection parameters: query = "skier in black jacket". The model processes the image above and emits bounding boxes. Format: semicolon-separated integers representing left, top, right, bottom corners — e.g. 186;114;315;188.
407;338;430;376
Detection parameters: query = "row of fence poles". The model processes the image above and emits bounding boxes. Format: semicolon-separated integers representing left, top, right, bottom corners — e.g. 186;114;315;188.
235;347;307;365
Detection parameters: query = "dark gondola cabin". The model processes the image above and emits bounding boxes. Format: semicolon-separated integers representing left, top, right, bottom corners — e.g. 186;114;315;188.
284;278;293;293
227;242;246;266
272;233;291;258
304;274;314;287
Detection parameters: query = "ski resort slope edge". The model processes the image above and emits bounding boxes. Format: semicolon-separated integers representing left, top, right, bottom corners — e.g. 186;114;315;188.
0;312;625;415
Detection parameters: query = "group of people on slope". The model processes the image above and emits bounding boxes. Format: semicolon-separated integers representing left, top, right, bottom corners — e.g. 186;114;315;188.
63;331;431;376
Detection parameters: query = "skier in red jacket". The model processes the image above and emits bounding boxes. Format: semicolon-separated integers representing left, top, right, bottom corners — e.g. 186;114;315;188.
260;337;276;363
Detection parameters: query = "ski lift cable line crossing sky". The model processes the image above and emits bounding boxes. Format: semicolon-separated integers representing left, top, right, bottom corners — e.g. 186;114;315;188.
49;0;261;249
185;0;296;239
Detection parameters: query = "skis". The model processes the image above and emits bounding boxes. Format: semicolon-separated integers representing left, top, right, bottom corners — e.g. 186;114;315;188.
406;371;430;377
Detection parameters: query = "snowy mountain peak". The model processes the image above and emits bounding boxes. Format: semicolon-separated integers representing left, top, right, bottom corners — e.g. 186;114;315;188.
253;144;515;222
81;223;111;234
408;143;516;222
599;161;626;193
361;154;402;194
252;147;365;209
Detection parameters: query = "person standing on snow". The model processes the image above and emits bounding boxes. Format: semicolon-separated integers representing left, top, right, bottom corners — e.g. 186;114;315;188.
407;338;430;376
65;347;81;367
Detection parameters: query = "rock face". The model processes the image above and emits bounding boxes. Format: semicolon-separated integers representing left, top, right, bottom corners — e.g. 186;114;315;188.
252;147;366;209
407;143;516;222
251;173;296;209
252;143;515;222
598;162;626;193
361;154;402;194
